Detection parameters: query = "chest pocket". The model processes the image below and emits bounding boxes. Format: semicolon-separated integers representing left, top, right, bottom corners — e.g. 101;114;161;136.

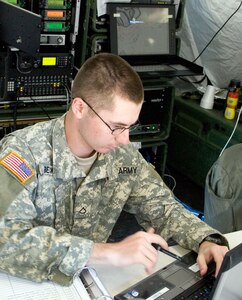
72;179;120;238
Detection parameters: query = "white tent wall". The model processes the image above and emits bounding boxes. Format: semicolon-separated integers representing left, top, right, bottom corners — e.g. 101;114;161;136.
177;0;242;89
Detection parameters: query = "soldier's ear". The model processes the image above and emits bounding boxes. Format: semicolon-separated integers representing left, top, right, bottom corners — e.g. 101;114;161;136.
71;97;86;119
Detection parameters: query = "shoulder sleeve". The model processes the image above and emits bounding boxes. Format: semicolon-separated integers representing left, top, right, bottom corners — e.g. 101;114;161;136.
0;166;29;216
0;150;36;217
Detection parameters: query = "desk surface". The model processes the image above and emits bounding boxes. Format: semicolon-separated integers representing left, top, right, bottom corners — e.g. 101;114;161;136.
93;230;242;297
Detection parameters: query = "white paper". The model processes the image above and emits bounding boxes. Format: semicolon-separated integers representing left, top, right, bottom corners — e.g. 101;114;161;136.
0;272;90;300
97;0;131;17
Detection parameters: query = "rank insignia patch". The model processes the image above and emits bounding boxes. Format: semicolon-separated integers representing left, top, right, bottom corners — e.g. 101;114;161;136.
0;152;34;184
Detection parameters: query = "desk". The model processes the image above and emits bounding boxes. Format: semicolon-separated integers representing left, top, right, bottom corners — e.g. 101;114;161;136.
93;230;242;297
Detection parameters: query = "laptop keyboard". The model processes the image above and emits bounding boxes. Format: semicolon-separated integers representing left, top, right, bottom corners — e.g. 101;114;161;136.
174;273;216;299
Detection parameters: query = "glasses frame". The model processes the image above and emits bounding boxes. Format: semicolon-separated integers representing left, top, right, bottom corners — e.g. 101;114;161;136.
81;98;139;136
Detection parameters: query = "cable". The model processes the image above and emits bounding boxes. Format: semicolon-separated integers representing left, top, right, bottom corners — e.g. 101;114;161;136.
193;1;242;63
178;73;208;85
219;105;242;157
30;96;52;120
15;52;33;74
73;66;80;72
164;173;177;192
177;3;242;86
60;81;71;110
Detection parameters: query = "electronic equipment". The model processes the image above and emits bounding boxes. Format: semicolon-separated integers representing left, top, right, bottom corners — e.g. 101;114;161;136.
107;3;203;78
130;85;174;141
40;34;66;46
1;50;73;101
0;49;7;100
0;0;41;56
139;142;168;177
109;3;176;56
38;0;81;53
0;0;81;103
0;0;81;53
115;243;242;300
2;0;26;7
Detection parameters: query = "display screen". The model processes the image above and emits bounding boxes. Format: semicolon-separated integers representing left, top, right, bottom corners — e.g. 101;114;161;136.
42;57;57;66
108;4;176;57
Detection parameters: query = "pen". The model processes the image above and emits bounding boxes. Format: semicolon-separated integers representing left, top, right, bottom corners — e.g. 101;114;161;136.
152;243;185;262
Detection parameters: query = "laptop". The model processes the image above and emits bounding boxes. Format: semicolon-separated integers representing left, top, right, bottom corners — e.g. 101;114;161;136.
107;3;203;79
114;242;242;300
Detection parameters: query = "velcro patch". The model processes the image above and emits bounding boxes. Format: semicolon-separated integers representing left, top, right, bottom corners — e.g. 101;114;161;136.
0;152;34;184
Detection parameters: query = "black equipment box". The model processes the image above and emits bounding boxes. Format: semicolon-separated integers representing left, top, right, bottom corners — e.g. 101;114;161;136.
130;83;174;143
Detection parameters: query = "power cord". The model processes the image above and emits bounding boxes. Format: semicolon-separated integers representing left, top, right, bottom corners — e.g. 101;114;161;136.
164;173;177;192
178;73;208;85
177;3;242;90
60;81;71;110
30;97;52;120
219;105;242;157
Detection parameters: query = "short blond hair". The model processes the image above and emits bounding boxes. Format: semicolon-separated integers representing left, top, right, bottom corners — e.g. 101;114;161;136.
71;53;144;110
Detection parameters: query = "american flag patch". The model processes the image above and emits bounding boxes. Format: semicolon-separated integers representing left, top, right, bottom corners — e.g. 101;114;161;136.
0;152;34;184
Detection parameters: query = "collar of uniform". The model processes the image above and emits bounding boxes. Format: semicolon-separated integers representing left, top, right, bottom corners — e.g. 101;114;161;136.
78;152;121;185
51;115;111;182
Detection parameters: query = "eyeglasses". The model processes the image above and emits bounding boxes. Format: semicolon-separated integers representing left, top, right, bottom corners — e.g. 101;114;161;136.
82;98;140;136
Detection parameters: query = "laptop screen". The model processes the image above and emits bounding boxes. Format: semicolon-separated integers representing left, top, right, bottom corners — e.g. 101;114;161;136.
210;242;242;300
107;3;203;78
108;3;176;57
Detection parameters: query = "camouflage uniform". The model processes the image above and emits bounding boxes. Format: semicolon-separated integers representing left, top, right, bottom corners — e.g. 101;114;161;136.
0;114;223;285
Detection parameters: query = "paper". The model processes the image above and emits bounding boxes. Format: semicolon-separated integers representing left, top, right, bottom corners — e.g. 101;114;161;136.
0;272;91;300
97;0;131;17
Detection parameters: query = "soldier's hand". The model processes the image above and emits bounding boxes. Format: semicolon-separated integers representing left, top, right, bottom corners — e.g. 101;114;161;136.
197;241;229;277
88;228;168;273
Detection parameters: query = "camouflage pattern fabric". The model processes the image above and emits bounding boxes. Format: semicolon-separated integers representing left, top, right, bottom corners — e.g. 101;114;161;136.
0;114;223;285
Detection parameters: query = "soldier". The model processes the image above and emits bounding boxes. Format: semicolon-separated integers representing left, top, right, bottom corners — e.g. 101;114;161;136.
0;53;228;286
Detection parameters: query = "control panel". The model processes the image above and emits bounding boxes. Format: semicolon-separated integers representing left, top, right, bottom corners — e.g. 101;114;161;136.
130;85;174;142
